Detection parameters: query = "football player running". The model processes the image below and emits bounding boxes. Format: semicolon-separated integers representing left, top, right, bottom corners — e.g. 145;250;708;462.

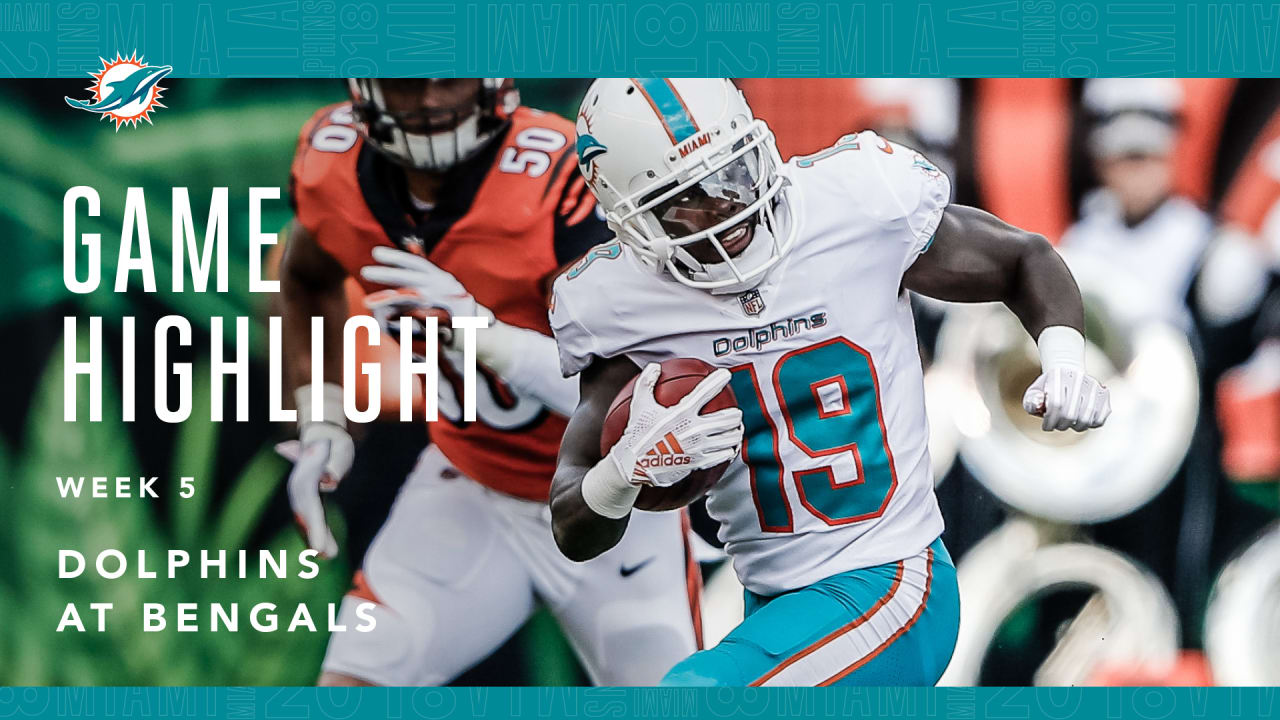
280;78;701;686
550;78;1111;686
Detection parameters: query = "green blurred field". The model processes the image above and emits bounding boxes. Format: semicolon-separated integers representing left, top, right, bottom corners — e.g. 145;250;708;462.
0;79;587;685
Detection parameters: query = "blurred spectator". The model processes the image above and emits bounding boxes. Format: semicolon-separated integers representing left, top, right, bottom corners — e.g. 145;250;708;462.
1198;107;1280;329
1202;104;1280;495
1060;78;1211;333
1217;340;1280;483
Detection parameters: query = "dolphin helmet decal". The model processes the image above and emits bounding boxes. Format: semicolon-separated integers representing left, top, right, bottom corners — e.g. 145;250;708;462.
576;133;608;172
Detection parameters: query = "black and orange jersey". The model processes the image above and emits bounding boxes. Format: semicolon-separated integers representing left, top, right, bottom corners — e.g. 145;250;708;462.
289;103;610;501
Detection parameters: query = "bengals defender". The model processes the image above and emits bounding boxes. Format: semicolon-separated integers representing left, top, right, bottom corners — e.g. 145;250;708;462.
280;78;700;686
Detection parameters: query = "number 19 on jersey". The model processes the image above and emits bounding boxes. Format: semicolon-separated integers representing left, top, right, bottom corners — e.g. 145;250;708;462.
729;337;899;533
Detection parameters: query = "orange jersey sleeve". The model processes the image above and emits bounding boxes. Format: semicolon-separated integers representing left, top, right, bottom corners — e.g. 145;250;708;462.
290;103;393;275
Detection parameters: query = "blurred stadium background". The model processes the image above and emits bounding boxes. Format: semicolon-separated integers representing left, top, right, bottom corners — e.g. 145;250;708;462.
2;78;1278;685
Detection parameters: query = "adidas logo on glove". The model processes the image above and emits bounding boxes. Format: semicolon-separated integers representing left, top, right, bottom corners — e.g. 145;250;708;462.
637;455;692;469
632;433;693;480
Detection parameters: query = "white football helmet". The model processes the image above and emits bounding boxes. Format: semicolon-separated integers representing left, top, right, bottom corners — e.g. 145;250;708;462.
575;78;795;292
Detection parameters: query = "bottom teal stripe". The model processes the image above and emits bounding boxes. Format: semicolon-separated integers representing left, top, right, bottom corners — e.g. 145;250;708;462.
0;687;1273;719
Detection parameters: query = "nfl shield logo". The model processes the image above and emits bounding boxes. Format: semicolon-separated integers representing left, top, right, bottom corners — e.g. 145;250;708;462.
738;289;766;316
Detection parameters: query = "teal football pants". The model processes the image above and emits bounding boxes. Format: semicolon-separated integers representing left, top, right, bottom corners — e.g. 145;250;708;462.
662;537;958;686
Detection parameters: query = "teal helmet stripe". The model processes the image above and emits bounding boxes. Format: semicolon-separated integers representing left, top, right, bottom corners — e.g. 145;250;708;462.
632;78;699;142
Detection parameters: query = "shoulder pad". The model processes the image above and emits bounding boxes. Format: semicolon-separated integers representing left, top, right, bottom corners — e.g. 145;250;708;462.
290;103;365;234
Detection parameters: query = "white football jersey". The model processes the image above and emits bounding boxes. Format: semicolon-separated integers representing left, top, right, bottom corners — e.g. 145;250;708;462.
551;131;950;595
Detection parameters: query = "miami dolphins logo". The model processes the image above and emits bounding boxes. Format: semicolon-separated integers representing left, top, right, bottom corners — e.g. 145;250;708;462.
576;133;608;173
65;52;171;130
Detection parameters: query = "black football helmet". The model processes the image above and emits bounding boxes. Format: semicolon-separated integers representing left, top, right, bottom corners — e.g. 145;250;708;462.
347;78;518;171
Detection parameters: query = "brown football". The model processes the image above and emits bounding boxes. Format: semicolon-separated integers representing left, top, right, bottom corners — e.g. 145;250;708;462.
600;358;738;511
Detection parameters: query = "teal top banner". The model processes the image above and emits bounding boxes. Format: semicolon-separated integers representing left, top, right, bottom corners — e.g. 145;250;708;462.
1;1;1277;78
0;687;1277;719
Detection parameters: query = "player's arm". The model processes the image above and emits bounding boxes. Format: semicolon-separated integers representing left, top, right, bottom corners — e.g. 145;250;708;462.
550;356;742;562
359;247;580;416
280;220;347;393
549;355;642;562
904;204;1082;335
903;204;1110;431
472;322;581;417
277;219;353;557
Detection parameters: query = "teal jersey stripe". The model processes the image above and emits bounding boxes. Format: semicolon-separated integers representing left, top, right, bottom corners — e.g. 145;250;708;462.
634;78;699;142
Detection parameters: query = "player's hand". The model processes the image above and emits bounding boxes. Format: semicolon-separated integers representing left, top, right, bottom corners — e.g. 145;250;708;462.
606;363;744;487
275;420;353;559
360;246;494;350
364;288;452;358
1022;367;1111;432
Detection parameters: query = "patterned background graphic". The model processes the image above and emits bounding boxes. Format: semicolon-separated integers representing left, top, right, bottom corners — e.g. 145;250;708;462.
0;2;1277;78
0;0;1277;714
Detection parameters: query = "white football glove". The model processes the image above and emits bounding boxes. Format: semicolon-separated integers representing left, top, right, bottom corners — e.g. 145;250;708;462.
363;287;446;361
360;246;493;351
607;364;744;487
1021;326;1112;432
360;244;583;416
275;383;353;558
